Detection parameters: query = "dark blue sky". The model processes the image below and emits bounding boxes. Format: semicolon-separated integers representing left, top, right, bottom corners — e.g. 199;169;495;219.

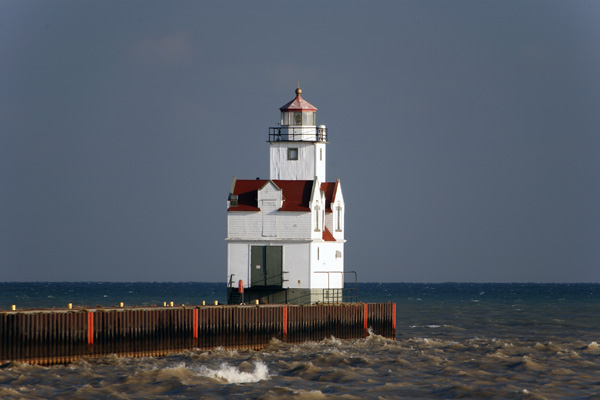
1;1;599;282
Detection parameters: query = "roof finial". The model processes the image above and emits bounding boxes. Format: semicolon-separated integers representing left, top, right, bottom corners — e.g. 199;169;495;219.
296;82;302;96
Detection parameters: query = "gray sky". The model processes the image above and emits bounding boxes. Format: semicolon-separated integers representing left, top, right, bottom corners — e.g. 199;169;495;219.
1;0;599;282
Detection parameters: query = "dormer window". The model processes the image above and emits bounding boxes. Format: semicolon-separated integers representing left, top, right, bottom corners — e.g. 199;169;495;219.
336;205;343;231
314;205;321;232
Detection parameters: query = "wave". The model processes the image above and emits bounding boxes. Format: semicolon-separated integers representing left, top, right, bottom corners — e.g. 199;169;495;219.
195;360;269;384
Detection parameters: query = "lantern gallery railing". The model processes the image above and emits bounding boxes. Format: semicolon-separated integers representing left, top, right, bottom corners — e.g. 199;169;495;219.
268;126;327;142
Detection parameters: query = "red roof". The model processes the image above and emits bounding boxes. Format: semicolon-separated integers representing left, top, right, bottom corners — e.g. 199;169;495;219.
279;88;317;111
320;182;336;213
276;180;313;211
229;179;337;212
322;226;336;242
228;179;265;211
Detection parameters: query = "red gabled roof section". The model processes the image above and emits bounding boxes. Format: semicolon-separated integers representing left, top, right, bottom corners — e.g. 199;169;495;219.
320;182;336;212
228;179;316;212
228;179;267;211
322;226;336;242
279;88;317;111
275;180;313;211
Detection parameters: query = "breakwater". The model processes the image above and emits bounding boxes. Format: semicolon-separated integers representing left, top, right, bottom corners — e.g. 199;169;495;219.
0;303;395;365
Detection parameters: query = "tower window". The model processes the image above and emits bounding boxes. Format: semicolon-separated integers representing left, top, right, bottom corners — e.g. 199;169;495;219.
314;206;320;232
288;148;298;160
320;148;323;161
336;205;343;231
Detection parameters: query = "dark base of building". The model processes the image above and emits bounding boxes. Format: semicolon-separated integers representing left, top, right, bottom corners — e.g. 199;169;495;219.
227;287;357;305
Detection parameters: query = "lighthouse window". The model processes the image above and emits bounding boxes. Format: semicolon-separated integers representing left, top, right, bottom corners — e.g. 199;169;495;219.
293;112;302;125
314;206;320;232
288;148;298;160
301;112;315;126
280;112;289;125
336;206;343;231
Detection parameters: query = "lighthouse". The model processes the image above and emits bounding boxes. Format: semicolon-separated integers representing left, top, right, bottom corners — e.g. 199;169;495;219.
226;88;346;305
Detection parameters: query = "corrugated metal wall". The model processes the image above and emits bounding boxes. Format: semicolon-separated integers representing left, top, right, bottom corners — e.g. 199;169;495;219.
0;303;395;365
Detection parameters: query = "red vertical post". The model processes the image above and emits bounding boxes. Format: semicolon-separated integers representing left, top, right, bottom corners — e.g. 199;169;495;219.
282;306;288;341
193;309;198;340
392;303;396;335
87;312;94;350
364;303;368;334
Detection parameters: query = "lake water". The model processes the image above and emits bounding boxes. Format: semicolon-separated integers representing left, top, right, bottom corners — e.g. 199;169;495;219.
1;282;599;399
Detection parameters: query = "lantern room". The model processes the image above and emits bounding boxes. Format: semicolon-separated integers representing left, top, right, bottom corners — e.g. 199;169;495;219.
280;88;317;126
269;87;327;143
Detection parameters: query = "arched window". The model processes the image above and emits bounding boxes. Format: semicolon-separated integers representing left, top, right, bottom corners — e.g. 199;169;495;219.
336;205;343;231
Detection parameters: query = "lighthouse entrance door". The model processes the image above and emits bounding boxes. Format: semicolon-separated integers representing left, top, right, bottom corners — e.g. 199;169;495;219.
251;245;283;287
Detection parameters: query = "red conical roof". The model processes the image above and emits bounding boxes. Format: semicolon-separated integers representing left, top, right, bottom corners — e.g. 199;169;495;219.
279;88;317;111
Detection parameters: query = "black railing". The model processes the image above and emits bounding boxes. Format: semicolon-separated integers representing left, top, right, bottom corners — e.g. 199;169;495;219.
268;126;327;142
227;274;241;304
315;271;359;304
228;271;358;304
322;287;358;304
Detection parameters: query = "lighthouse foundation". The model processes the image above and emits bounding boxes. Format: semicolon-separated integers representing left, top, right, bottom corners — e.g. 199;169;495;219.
227;287;358;305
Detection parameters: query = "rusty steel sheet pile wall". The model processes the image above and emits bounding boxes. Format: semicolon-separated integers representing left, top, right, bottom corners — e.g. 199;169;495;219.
1;303;395;365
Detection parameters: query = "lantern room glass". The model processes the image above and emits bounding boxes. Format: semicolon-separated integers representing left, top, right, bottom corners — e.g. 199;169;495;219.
281;111;316;126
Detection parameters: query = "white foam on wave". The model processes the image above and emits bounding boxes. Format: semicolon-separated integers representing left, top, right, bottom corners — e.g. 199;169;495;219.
324;335;343;346
196;361;269;384
585;341;600;353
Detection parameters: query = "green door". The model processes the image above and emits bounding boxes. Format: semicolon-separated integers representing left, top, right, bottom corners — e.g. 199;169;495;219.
251;246;282;287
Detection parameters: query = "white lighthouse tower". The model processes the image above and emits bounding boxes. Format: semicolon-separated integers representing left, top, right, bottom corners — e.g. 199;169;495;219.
269;87;327;182
226;88;347;305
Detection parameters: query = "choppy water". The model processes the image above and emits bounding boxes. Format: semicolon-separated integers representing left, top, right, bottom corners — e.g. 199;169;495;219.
1;282;600;399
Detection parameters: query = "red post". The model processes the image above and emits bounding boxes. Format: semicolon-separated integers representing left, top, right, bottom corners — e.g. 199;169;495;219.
282;306;288;341
193;309;198;339
87;312;94;347
238;280;244;293
364;303;368;333
392;303;396;334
